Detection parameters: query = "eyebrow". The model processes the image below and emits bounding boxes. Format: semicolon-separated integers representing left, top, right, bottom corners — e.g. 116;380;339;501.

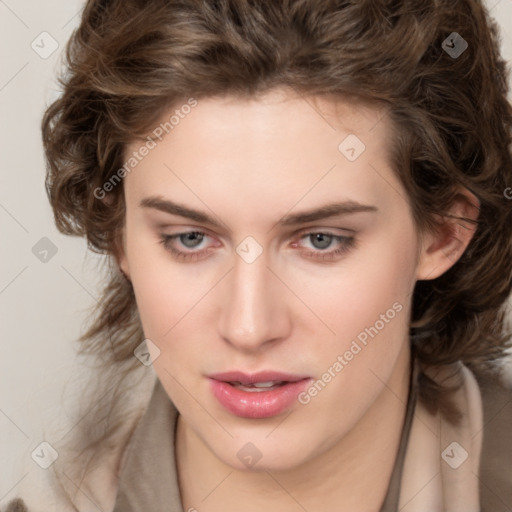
139;196;378;228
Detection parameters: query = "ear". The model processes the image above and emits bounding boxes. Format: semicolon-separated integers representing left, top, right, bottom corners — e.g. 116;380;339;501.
416;189;480;280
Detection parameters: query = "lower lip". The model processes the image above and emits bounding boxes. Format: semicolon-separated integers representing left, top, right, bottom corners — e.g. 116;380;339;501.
209;378;311;419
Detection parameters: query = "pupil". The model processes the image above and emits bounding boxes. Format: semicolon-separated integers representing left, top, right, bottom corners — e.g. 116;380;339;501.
181;232;203;248
311;233;332;250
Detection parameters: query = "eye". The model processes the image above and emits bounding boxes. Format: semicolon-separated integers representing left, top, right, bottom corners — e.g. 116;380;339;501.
159;231;216;262
175;231;205;249
292;231;356;261
159;229;356;263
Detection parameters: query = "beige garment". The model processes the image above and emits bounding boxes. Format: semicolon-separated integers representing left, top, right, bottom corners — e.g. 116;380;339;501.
3;356;512;511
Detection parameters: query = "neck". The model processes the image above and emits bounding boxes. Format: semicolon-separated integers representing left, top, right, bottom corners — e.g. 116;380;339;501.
176;345;412;512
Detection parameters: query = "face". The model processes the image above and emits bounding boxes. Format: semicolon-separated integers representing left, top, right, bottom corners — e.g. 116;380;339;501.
119;88;425;472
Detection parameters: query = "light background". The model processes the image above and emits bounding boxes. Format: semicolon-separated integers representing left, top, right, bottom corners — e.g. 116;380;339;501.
1;0;512;504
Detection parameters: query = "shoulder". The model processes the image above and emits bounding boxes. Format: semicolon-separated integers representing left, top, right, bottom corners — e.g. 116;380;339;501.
473;365;512;511
0;463;68;512
0;498;28;512
1;377;163;512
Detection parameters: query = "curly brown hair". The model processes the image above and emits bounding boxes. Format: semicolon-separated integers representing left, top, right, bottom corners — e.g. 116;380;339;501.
40;0;512;507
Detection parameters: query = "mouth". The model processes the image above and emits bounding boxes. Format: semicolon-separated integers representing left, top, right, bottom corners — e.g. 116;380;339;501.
207;371;312;419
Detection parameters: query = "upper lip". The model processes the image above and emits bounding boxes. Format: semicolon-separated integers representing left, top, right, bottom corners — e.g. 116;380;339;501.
208;371;310;385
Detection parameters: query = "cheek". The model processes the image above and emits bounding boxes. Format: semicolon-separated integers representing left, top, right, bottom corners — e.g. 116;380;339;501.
292;242;415;429
348;246;414;319
130;266;212;341
290;231;417;344
123;228;207;339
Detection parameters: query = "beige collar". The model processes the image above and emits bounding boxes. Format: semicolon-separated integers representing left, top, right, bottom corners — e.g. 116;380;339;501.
398;361;483;511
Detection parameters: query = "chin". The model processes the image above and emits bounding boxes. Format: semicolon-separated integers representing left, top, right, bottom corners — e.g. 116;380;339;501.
208;432;317;474
225;452;308;474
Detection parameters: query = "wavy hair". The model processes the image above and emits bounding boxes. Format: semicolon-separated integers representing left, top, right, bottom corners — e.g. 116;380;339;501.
40;0;512;508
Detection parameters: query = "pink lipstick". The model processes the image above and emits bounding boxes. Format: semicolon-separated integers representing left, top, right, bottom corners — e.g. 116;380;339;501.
208;371;311;419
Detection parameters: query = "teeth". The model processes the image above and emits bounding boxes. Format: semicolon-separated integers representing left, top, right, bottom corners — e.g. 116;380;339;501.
253;381;281;387
230;381;285;392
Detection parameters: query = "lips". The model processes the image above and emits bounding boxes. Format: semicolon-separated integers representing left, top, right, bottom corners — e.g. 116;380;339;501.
208;370;308;384
208;371;312;419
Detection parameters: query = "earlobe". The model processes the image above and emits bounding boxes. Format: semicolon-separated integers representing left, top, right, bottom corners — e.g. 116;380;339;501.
113;231;131;281
118;257;131;281
416;190;480;281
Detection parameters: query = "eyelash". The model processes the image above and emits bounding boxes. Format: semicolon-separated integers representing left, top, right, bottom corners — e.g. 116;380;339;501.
158;230;356;263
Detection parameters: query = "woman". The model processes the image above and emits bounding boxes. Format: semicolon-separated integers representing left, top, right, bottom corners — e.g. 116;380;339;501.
3;0;512;510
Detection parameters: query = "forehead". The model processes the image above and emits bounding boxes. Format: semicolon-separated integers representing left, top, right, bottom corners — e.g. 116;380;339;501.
127;88;390;157
122;88;404;224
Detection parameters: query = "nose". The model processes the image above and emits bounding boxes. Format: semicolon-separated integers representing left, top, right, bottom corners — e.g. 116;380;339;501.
217;249;291;352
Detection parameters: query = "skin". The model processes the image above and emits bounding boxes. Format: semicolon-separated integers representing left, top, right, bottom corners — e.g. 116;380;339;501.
118;87;478;511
